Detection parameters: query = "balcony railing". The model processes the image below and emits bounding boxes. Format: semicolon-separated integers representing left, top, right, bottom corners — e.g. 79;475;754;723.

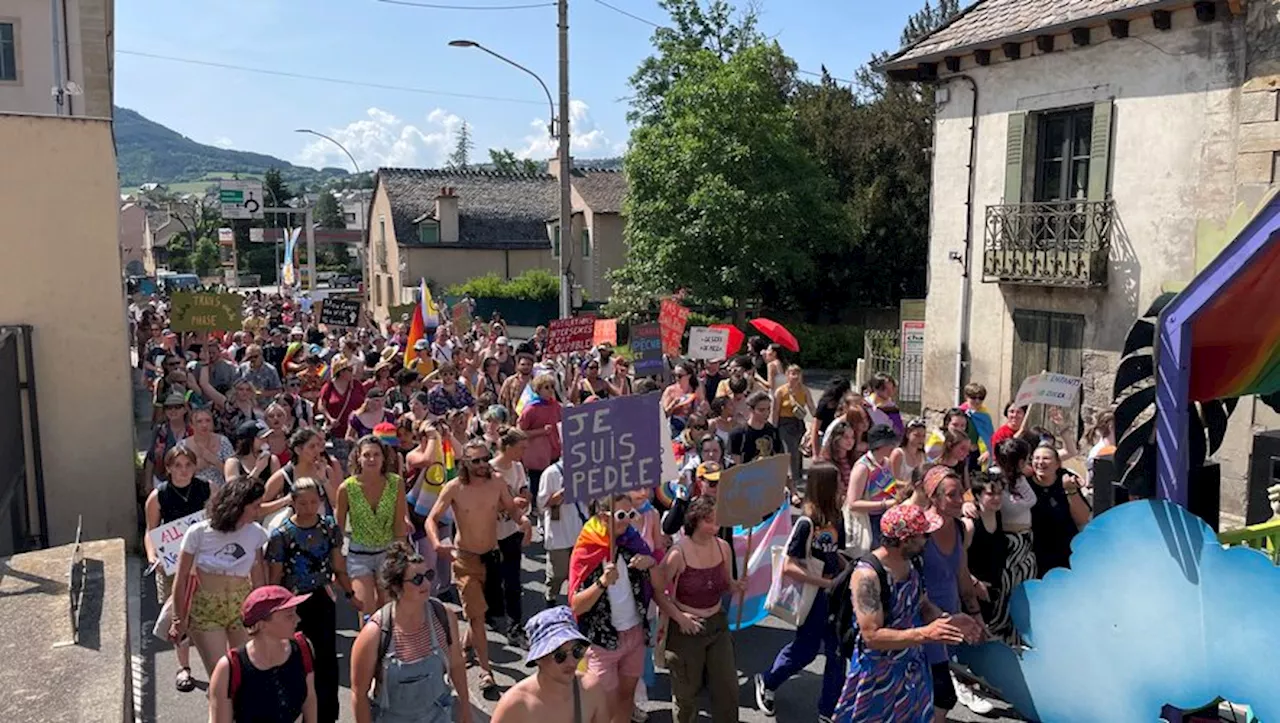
983;199;1112;287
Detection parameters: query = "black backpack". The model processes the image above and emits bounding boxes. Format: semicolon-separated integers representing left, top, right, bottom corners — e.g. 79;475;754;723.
828;552;922;660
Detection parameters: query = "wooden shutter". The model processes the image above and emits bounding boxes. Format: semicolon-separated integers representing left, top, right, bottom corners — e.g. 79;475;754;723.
1087;100;1113;201
553;225;561;258
1005;111;1029;204
581;228;590;258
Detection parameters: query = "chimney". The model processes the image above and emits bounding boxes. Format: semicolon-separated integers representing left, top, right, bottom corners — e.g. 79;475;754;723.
546;149;574;179
435;186;458;243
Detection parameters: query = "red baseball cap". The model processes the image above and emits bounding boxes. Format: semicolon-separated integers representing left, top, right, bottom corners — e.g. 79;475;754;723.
241;585;310;627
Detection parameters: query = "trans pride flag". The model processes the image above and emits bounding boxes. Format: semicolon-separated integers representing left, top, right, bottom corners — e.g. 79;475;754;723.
726;502;793;631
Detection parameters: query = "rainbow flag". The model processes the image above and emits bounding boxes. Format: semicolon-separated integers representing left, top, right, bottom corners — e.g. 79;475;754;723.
515;381;541;417
403;279;438;367
966;403;995;469
726;503;793;631
407;437;456;524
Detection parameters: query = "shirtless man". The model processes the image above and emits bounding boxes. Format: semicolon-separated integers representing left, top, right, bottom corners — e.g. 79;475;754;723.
491;606;609;723
427;438;530;694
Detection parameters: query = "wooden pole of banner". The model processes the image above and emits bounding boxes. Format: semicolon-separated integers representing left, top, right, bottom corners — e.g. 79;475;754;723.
608;496;616;565
735;526;755;630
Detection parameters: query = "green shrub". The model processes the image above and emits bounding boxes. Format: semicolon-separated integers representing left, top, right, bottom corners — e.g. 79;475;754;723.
789;323;863;371
447;269;558;302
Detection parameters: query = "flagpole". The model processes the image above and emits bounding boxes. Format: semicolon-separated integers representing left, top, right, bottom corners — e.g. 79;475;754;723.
735;526;754;630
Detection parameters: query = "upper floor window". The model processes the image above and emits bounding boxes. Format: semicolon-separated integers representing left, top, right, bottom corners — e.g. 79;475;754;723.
0;21;18;83
552;224;561;258
581;228;590;259
419;222;439;245
1034;107;1093;203
1005;100;1113;206
376;217;388;271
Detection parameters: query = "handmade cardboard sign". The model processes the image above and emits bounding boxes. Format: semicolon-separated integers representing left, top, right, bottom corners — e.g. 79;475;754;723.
451;300;471;328
593;318;618;347
148;510;206;576
659;298;690;356
687;326;730;360
547;317;597;355
561;394;663;504
715;454;789;529
388;303;418;325
319;297;361;328
169;292;241;332
1014;372;1083;408
629;323;665;377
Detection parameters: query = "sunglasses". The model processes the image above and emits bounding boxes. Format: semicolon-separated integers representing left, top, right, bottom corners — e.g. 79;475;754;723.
164;405;185;411
704;478;719;488
466;456;491;465
408;569;435;586
613;509;638;522
551;641;589;664
287;381;302;388
690;424;708;431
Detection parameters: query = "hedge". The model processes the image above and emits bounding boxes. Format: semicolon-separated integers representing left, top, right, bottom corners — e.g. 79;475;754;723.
446;269;558;302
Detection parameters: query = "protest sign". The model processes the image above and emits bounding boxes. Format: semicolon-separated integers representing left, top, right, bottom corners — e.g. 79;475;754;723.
562;394;663;505
659;298;690;356
388;303;418;324
629;323;665;377
169;292;242;332
547;316;596;355
1014;372;1083;408
687;326;730;361
451;300;471;328
716;455;789;529
319;297;361;328
147;510;206;576
593;318;618;347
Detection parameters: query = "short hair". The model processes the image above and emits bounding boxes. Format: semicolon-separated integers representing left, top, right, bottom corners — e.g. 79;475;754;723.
394;368;419;386
378;541;425;600
438;362;458;377
515;351;535;364
1004;400;1027;416
709;396;729;417
411;391;430;407
746;390;771;409
728;376;749;395
962;383;987;401
589;492;632;516
683;495;718;536
532;373;557;394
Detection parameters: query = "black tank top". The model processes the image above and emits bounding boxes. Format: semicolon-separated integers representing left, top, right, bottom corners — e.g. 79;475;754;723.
967;511;1007;588
238;457;273;483
156;478;211;522
230;638;309;723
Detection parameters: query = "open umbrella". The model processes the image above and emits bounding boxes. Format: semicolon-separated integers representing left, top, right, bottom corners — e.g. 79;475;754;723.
709;323;745;357
749;317;799;353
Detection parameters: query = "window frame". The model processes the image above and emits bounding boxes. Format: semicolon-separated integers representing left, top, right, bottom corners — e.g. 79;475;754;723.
552;224;561;258
418;221;439;245
0;19;21;85
1033;106;1094;203
581;227;590;259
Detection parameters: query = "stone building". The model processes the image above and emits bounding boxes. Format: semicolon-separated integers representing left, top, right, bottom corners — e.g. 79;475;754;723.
883;0;1280;517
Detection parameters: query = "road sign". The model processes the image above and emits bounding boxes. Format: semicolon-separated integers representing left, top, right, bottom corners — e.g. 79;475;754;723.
219;180;265;220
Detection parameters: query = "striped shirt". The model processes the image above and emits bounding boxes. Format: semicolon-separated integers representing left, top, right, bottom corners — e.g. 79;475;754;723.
391;611;449;663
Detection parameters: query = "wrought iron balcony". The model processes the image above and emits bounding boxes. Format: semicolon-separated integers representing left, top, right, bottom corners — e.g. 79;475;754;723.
982;199;1112;287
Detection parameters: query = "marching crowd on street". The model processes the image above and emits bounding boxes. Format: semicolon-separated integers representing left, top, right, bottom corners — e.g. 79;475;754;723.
133;289;1110;722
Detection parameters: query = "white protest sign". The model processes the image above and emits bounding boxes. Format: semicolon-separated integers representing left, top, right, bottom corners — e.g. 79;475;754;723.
148;510;205;576
687;326;729;361
1014;372;1082;409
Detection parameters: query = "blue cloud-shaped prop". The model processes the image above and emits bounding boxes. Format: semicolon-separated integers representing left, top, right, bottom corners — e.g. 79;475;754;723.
956;499;1280;722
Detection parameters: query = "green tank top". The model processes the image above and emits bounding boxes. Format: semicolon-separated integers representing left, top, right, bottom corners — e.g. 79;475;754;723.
343;474;400;549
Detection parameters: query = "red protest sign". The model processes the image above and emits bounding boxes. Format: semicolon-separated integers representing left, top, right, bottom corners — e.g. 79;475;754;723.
546;316;597;355
659;298;690;356
593;318;618;347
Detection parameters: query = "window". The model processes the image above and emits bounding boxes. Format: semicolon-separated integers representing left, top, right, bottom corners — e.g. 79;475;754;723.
1004;101;1113;205
581;228;590;259
344;212;356;224
376;218;387;272
552;225;561;258
374;274;383;306
1034;107;1093;202
0;21;17;83
418;222;439;245
1009;309;1084;425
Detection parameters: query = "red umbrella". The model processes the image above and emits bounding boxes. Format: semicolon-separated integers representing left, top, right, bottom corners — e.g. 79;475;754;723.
709;323;745;357
749;317;799;353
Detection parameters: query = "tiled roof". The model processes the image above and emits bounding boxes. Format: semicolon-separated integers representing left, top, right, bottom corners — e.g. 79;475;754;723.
883;0;1175;68
378;168;559;248
573;169;628;214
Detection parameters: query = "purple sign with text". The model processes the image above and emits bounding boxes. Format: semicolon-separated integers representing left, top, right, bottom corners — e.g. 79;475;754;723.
561;393;663;505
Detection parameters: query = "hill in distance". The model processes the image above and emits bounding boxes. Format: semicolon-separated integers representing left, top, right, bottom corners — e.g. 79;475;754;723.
114;106;351;191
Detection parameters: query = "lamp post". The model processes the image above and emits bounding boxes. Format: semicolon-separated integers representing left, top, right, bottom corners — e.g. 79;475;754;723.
450;9;573;319
295;128;367;298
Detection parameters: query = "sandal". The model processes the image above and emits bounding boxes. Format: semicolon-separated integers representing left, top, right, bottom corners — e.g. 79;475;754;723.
465;647;478;668
478;671;498;693
175;667;196;693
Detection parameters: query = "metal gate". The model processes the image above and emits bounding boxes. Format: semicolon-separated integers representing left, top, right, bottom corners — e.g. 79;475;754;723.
863;329;923;416
0;325;48;555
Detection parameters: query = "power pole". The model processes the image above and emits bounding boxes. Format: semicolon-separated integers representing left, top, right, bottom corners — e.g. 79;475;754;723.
305;205;317;292
557;0;573;319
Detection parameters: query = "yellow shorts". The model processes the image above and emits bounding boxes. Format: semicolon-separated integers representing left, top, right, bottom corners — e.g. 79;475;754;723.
188;579;253;633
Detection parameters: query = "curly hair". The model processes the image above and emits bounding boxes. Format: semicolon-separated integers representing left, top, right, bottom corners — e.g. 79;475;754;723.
682;495;718;536
378;541;425;600
205;475;266;532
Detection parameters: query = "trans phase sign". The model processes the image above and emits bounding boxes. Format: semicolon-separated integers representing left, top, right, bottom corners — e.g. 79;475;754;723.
219;180;265;220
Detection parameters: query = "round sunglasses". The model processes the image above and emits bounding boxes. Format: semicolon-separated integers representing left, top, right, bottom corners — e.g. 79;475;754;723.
407;569;435;586
612;509;638;522
551;641;588;664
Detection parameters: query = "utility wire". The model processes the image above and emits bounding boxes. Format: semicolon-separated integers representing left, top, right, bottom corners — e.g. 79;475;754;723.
376;0;554;9
116;49;547;106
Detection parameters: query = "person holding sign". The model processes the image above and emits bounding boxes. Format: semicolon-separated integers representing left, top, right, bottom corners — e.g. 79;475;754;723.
661;364;700;438
144;447;210;693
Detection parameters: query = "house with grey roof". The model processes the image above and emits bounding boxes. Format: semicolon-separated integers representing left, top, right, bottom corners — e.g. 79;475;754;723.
366;164;628;323
882;0;1280;517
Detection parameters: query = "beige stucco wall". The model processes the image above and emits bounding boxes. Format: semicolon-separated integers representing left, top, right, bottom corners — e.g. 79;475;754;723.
589;213;625;303
118;204;145;274
0;115;136;545
923;7;1280;516
0;0;111;118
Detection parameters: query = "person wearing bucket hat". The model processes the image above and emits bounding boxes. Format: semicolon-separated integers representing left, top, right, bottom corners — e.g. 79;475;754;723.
844;424;902;552
490;606;609;723
830;502;981;723
208;585;317;723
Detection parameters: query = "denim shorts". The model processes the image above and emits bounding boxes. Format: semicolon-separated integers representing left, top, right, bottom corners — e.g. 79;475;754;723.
347;548;387;579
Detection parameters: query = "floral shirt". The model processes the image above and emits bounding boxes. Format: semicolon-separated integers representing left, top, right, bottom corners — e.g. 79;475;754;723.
427;383;475;417
574;547;652;651
265;517;343;594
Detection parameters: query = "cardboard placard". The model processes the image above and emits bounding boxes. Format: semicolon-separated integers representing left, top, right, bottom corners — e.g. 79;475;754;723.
147;510;205;576
659;298;690;357
319;297;361;328
546;317;597;355
715;455;789;529
593;318;618;347
169;292;242;332
388;303;418;325
451;300;471;329
687;326;730;361
1014;372;1083;408
629;323;665;377
561;394;663;505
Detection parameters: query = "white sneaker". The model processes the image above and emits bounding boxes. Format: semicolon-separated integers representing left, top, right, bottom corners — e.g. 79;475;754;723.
952;673;995;715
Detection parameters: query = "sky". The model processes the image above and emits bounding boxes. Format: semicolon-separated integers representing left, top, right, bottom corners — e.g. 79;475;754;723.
114;0;931;173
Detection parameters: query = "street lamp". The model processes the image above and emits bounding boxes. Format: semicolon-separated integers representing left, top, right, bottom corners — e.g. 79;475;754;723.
450;20;573;319
295;128;368;299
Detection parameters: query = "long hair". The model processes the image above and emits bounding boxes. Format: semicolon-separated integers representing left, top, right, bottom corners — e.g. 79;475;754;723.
1084;409;1115;445
457;439;490;485
803;465;840;531
348;435;392;477
206;475;266;532
817;378;852;413
994;438;1030;482
289;427;323;462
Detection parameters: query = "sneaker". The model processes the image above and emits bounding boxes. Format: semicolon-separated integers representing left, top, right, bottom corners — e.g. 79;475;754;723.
953;674;995;715
754;673;776;717
507;625;529;649
630;709;649;723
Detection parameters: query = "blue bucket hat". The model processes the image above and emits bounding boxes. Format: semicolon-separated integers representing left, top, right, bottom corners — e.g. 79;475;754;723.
524;606;589;667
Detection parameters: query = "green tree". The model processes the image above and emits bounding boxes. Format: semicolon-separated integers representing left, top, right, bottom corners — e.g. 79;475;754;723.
315;191;346;229
448;122;473;170
191;237;221;277
263;167;293;228
488;148;540;175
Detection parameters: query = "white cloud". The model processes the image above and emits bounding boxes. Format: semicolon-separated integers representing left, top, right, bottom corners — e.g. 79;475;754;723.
212;136;234;148
295;107;463;171
517;100;616;160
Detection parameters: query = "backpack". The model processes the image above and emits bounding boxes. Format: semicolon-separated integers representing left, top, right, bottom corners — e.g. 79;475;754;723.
372;598;453;688
828;552;922;661
227;631;313;701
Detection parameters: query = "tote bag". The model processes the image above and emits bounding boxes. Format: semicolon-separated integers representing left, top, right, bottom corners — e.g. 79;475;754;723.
764;517;822;627
843;508;873;558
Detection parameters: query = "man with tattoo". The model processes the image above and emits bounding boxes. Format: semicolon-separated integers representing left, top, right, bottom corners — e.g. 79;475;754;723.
832;504;984;723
